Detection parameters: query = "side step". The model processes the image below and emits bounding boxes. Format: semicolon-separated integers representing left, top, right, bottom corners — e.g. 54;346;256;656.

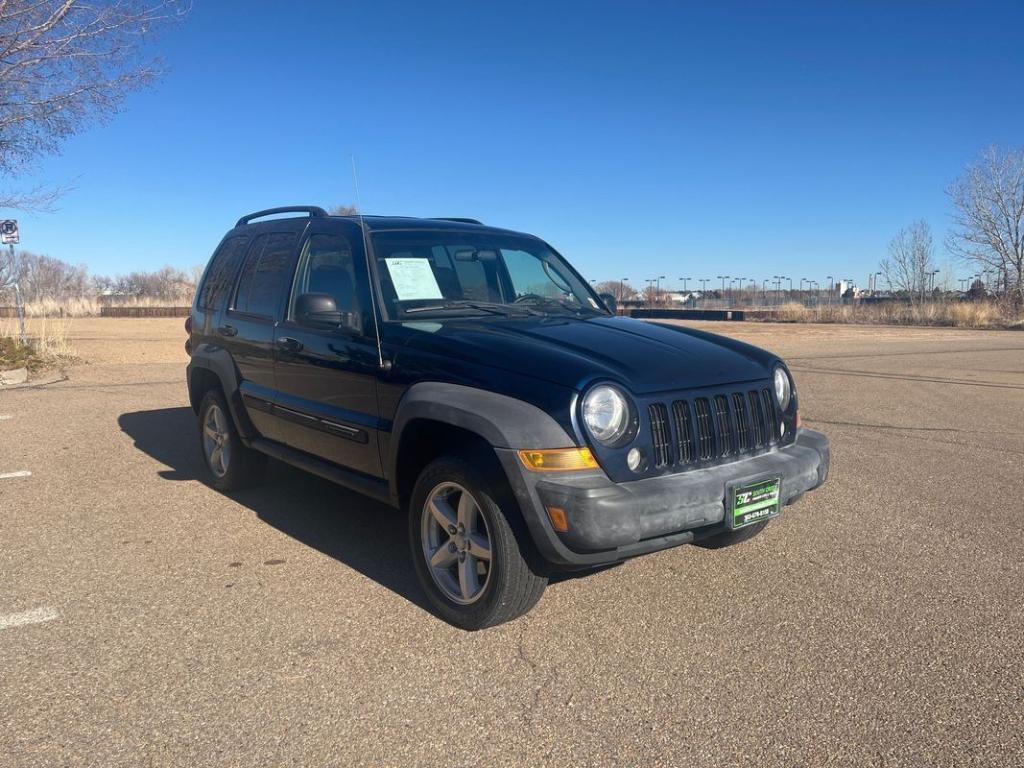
248;438;395;507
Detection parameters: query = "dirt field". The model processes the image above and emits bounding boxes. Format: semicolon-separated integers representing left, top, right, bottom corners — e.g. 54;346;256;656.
2;318;1023;767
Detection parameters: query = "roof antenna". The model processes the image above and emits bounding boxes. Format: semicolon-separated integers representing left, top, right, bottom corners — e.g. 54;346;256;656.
351;155;389;371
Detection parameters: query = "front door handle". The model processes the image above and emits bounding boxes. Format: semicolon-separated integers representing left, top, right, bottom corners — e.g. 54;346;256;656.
277;337;303;353
216;324;237;337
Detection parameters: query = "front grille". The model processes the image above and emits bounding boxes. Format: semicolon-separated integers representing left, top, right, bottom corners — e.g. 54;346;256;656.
655;386;779;471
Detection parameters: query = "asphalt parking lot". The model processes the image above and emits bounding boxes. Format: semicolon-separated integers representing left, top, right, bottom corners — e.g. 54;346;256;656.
2;318;1023;767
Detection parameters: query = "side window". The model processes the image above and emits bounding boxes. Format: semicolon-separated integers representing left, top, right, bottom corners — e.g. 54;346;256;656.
198;235;248;310
289;234;362;326
233;232;297;318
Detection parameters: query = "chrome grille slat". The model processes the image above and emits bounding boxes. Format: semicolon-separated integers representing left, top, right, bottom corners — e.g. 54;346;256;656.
732;393;750;451
761;388;777;444
671;400;695;464
713;395;732;456
694;397;714;460
749;390;766;447
648;403;671;468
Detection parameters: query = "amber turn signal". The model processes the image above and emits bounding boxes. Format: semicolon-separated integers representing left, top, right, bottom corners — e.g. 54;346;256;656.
546;506;569;532
518;447;599;472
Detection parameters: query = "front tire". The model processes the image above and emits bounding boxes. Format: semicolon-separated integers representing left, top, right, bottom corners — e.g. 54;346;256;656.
409;457;548;630
197;389;266;492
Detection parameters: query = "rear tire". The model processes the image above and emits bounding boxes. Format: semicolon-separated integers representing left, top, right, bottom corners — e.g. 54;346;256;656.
696;520;769;549
409;456;548;630
197;389;266;492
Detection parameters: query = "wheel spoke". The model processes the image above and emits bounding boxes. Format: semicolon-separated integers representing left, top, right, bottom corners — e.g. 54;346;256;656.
204;424;218;440
467;533;491;561
213;408;227;434
429;497;457;530
210;446;222;472
457;491;477;529
458;555;479;600
430;542;457;569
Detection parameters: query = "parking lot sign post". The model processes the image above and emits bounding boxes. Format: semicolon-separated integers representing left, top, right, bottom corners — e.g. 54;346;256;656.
1;220;27;345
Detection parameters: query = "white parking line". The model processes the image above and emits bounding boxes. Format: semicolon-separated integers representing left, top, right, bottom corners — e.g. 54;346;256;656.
0;414;11;420
0;607;59;631
0;470;31;479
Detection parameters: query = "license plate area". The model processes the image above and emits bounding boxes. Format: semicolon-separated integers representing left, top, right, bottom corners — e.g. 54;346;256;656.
728;477;781;529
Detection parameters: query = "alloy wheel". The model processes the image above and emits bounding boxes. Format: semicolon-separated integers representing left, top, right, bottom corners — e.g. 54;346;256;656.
420;482;493;604
203;403;231;478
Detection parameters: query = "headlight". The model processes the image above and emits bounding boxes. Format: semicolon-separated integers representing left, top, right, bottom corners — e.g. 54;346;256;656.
773;366;792;411
581;384;636;447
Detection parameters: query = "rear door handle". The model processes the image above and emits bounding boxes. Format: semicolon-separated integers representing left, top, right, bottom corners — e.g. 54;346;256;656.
277;337;303;353
216;324;237;337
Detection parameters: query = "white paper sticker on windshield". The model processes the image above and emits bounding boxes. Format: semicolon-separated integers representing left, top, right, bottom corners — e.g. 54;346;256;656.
384;258;443;301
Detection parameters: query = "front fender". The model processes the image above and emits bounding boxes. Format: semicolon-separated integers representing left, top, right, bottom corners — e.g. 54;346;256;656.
386;381;578;496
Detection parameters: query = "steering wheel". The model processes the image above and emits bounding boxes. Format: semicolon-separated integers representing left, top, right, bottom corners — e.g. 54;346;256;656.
513;293;548;304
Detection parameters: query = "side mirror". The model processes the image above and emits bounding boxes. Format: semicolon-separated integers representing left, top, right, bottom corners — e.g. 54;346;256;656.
598;292;617;315
295;292;355;330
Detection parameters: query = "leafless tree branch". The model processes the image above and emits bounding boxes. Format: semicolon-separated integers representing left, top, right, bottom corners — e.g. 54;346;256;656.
880;219;935;305
946;145;1024;305
0;0;188;210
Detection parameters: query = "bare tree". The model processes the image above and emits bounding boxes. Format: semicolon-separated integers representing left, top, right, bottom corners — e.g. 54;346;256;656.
1;249;88;301
593;280;637;302
880;220;935;304
0;1;188;210
946;146;1024;305
330;204;359;215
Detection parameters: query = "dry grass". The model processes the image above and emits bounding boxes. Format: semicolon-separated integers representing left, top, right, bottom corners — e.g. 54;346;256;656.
772;301;1022;329
12;294;193;318
0;315;77;370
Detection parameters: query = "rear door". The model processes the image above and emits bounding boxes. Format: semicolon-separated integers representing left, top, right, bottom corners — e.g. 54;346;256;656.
272;222;384;477
222;229;300;442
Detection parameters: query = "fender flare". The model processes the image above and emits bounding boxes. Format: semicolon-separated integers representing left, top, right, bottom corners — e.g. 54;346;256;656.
387;382;577;496
186;349;257;439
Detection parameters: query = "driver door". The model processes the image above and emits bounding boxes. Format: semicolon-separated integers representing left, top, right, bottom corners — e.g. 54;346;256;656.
272;224;384;478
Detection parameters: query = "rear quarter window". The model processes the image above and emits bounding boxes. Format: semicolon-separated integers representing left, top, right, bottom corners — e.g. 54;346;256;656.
232;232;298;318
198;235;249;310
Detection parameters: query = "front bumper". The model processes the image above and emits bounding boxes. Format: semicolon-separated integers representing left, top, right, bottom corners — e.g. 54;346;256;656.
498;428;830;567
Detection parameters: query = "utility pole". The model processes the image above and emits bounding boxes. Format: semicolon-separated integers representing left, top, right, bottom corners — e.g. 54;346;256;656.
619;277;629;301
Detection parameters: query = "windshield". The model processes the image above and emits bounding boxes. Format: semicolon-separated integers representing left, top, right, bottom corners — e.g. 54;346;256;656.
371;231;605;319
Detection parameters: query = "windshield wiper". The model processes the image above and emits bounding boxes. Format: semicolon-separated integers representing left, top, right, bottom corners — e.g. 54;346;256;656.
512;295;597;316
403;300;539;317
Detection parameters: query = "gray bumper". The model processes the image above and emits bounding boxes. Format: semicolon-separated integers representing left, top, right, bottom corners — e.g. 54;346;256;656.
498;428;830;567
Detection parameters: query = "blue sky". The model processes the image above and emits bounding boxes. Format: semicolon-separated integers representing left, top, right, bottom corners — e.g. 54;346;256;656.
11;0;1024;287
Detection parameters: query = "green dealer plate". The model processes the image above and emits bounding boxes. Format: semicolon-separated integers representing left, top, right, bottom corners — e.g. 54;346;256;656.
729;477;782;529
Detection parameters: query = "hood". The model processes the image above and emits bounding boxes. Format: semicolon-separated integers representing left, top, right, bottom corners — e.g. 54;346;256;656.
390;315;775;394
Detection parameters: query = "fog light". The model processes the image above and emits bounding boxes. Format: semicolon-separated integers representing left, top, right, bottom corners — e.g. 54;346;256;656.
780;422;786;438
627;447;644;472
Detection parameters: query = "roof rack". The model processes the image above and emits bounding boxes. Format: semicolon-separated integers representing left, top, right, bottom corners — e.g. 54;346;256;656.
236;206;328;227
430;217;483;225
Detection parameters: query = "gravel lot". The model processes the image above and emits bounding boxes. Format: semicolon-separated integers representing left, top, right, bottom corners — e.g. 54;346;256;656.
2;318;1022;767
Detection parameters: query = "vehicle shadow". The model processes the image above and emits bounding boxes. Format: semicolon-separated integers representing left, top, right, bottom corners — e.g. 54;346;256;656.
118;407;433;614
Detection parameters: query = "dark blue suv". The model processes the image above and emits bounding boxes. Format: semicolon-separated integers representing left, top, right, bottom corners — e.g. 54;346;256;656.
187;206;830;629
